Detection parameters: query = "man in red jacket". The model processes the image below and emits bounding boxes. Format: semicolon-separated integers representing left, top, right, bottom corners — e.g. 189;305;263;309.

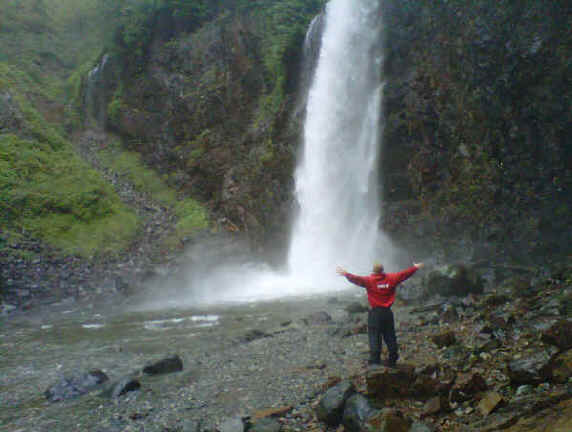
337;262;424;366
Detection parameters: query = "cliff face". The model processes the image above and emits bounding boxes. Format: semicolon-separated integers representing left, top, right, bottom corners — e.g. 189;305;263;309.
380;0;571;265
88;2;325;254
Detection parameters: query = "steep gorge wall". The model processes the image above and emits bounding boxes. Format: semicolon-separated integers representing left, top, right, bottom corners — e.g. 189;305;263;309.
379;0;571;267
87;2;326;257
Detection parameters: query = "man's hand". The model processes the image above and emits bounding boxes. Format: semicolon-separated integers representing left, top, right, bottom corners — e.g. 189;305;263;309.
414;262;425;269
336;266;348;276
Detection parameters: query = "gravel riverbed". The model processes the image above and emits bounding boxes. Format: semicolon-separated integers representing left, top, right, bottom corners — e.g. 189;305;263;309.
1;291;378;432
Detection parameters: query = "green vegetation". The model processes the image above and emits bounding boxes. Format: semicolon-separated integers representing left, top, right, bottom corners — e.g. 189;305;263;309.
0;131;138;256
97;141;209;249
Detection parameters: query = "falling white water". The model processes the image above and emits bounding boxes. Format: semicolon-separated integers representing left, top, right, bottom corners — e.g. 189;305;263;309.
142;0;398;309
287;0;393;285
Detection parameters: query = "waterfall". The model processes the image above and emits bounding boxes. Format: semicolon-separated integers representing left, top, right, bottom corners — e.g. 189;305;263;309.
148;0;396;308
288;0;394;285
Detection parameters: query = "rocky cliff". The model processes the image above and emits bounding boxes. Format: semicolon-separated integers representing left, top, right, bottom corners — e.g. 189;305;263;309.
1;0;570;308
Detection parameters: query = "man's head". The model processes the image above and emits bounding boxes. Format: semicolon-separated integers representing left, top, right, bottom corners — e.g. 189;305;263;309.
372;263;384;274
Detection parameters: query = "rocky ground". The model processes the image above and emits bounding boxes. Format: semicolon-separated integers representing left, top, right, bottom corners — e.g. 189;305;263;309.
1;262;571;432
0;128;183;314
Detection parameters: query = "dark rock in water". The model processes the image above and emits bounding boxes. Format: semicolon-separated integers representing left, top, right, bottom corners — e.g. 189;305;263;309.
45;369;109;402
430;331;456;348
302;311;332;325
239;329;271;343
424;264;484;298
249;417;281;432
100;376;141;399
142;355;183;375
344;302;368;314
507;350;553;385
342;393;377;432
541;320;572;351
316;380;355;426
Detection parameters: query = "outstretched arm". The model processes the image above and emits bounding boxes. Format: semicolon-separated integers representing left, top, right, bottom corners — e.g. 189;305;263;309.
336;266;368;288
391;262;425;285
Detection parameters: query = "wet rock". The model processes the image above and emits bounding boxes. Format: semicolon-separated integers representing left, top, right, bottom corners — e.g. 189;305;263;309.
366;408;410;431
142;355;183;375
239;329;271;343
302;311;332;325
548;349;572;384
45;369;109;402
478;391;503;416
101;376;141;399
450;372;487;403
366;364;416;399
342;393;376;432
507;350;553;385
430;331;456;348
541;320;572;351
315;380;355;426
424;264;484;298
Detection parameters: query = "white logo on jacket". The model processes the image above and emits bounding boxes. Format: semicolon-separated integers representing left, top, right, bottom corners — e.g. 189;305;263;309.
377;283;390;290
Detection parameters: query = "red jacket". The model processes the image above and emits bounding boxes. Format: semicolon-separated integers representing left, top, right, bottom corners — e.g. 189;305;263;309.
344;266;418;308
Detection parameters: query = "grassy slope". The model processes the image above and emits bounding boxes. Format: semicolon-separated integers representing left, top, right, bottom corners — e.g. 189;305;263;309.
0;0;217;258
0;0;137;257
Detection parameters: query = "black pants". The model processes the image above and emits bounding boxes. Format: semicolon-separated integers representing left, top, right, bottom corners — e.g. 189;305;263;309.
368;307;398;365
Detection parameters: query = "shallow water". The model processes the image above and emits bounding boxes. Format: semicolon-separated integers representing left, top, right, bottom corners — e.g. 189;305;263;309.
1;292;369;431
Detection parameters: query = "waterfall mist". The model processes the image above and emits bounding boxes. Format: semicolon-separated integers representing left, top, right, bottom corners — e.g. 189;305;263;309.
139;0;400;309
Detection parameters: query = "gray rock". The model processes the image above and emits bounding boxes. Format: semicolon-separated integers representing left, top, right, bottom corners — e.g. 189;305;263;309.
45;369;109;402
342;394;376;432
316;380;355;426
142;355;183;375
424;264;484;298
507;350;553;385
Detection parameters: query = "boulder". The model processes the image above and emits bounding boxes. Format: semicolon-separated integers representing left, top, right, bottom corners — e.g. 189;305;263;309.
507;350;553;385
316;380;355;426
424;264;484;298
342;394;377;432
366;364;416;399
142;355;183;375
100;376;141;399
541;320;572;351
45;369;109;402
